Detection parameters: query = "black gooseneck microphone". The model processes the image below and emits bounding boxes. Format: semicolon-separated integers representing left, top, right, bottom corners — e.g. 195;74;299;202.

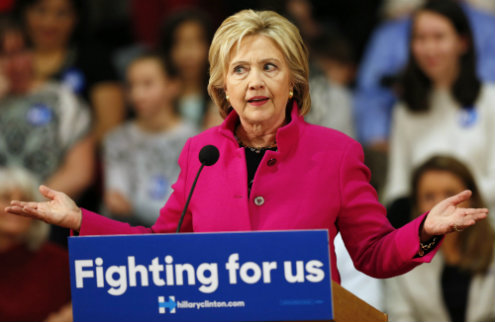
176;145;220;232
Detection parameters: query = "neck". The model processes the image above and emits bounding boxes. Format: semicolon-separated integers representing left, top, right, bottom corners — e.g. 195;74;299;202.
136;105;180;133
36;46;65;55
433;65;459;90
33;47;67;80
441;232;461;265
0;234;20;253
236;120;282;149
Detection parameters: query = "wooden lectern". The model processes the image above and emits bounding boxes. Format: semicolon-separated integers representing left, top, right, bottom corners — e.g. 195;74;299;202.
299;281;388;322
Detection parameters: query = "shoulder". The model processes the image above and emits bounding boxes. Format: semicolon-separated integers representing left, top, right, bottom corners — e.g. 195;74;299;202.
175;121;200;137
38;81;89;111
478;82;495;102
371;17;410;43
104;122;134;145
301;121;362;154
188;124;225;145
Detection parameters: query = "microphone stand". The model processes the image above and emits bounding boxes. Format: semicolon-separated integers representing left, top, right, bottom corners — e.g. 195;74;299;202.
176;164;205;233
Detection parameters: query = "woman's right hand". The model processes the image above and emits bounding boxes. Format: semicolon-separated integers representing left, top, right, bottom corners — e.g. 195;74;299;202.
4;185;82;231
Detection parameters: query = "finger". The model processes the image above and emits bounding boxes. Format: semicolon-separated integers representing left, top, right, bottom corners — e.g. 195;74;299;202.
22;206;47;221
5;206;34;217
9;200;37;208
457;207;488;218
445;190;472;206
39;185;58;200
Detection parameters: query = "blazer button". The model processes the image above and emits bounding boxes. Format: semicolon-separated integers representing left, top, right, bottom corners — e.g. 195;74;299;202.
267;158;277;166
254;196;265;206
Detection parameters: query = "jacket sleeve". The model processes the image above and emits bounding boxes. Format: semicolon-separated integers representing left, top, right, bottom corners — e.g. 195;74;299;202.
78;139;193;236
337;140;439;278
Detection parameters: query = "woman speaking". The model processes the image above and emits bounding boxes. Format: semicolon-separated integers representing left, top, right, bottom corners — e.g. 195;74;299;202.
5;10;488;283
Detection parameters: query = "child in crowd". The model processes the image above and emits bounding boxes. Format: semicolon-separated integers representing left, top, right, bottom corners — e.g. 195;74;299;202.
385;155;494;322
103;52;197;226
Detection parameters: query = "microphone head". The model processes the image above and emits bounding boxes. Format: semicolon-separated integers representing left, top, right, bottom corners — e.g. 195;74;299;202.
199;145;219;166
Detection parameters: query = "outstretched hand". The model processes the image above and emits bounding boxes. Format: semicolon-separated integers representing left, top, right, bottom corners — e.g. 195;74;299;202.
421;190;488;241
5;185;82;231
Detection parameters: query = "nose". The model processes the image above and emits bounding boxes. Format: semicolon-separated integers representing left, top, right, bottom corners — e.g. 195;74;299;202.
248;68;265;91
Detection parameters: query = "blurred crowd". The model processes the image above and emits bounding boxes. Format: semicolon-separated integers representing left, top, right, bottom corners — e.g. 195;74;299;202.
0;0;493;321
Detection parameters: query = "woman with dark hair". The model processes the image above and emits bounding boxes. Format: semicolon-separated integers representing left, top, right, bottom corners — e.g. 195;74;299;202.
158;9;222;129
384;0;495;219
14;0;125;144
385;155;495;322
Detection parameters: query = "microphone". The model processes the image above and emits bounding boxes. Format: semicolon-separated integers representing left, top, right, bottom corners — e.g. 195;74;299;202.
176;145;219;232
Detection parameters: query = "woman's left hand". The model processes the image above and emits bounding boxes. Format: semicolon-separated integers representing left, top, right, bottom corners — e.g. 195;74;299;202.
421;190;488;241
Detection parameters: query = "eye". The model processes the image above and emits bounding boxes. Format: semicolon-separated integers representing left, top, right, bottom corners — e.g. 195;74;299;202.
264;63;277;71
233;65;245;74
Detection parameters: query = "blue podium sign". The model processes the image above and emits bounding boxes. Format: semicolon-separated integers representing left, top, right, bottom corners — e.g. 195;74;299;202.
69;230;333;322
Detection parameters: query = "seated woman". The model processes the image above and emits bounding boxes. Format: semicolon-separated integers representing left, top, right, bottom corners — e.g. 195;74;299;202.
385;155;495;322
0;167;71;322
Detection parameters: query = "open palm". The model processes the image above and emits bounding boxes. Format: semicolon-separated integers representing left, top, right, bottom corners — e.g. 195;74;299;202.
423;190;488;238
5;185;82;231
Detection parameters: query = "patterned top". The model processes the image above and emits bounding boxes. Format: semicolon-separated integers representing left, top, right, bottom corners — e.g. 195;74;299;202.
103;121;197;225
0;82;91;181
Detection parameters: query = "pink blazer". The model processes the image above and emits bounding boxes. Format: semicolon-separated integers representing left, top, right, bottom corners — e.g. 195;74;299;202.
80;102;439;283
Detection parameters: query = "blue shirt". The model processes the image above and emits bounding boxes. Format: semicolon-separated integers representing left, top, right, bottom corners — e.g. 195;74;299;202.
354;4;495;144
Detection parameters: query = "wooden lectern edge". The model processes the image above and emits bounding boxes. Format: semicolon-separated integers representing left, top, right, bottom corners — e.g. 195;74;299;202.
295;281;388;322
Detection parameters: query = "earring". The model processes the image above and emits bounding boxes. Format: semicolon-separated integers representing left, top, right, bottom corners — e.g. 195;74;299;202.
226;94;230;101
289;90;293;99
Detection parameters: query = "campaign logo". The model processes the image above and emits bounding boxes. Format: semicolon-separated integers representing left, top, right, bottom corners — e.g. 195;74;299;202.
26;103;53;126
148;175;169;200
158;296;176;314
459;107;478;128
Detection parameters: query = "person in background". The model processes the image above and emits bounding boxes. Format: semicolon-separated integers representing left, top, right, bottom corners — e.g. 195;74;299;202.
0;167;71;322
306;29;356;138
385;155;495;322
353;0;495;189
14;0;125;144
0;16;93;248
103;52;197;226
384;0;495;224
158;9;222;129
0;16;93;200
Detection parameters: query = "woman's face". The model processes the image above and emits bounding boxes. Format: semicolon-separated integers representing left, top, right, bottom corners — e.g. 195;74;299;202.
171;20;208;81
127;59;177;119
224;34;292;128
416;170;470;214
25;0;77;50
411;11;467;84
0;189;32;238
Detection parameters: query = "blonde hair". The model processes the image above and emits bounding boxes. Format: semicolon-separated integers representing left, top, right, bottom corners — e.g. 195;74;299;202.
0;167;48;251
208;10;311;118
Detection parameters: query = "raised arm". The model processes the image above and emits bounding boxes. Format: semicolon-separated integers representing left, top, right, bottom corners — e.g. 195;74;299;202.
6;185;82;231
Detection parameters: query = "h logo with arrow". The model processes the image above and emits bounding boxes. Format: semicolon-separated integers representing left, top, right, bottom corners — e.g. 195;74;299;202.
158;296;177;314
